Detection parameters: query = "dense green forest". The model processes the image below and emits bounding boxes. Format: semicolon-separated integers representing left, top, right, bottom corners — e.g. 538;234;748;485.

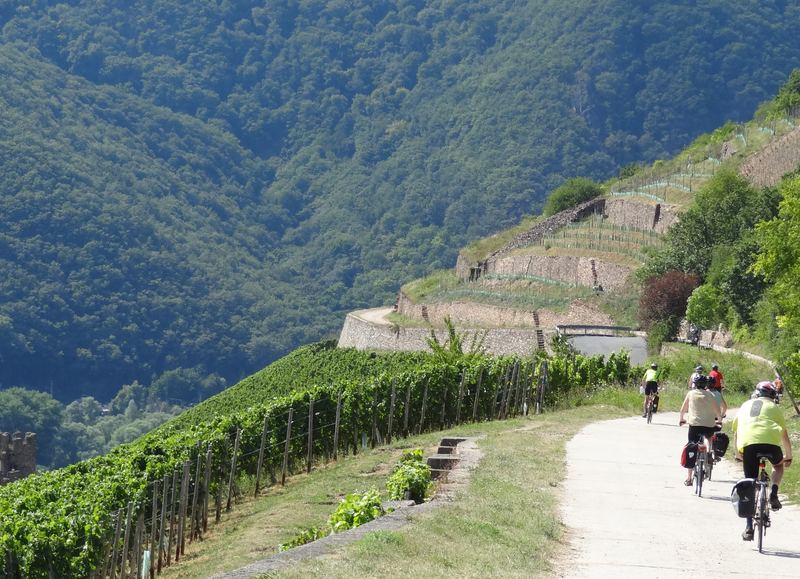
3;0;800;405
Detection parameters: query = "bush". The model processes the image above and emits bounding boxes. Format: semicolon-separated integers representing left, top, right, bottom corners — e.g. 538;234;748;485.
386;449;432;503
328;489;384;533
278;527;328;551
542;177;603;217
639;271;699;329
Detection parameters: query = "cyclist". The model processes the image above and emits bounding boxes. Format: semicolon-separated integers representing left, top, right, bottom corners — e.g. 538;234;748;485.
733;381;793;541
688;365;704;390
641;363;659;417
708;363;728;417
678;374;721;485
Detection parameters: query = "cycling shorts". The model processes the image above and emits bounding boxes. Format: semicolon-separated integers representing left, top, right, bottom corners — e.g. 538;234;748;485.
644;381;658;395
742;443;783;479
688;425;717;444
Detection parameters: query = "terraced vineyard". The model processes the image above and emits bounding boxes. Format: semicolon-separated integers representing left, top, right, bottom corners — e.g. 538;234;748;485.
534;215;664;263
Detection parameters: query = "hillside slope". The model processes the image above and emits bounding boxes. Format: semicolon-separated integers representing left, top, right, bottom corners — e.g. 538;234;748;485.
4;1;800;401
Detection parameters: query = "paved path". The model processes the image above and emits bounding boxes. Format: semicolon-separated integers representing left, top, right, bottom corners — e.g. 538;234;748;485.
351;306;393;325
560;412;800;578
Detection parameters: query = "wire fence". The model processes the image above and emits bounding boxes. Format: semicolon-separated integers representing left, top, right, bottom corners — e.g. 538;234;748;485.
4;361;551;578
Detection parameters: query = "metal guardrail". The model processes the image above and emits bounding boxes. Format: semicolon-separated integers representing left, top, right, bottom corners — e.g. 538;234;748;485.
555;324;636;337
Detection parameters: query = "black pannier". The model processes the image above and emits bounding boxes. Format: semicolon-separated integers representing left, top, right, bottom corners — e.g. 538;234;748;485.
731;479;756;518
712;432;730;458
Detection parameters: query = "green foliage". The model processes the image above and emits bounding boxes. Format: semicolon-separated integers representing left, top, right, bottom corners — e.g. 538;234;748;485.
638;271;699;329
386;449;432;503
543;178;603;217
685;284;729;328
328;489;385;533
278;527;328;552
3;3;800;405
646;320;676;354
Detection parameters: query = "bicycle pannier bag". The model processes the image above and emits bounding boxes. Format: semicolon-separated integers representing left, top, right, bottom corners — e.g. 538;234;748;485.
731;479;756;518
712;432;730;458
652;394;659;413
680;442;698;469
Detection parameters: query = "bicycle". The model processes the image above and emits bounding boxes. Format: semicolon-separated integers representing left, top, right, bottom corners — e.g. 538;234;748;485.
753;453;772;553
644;392;655;424
693;435;713;497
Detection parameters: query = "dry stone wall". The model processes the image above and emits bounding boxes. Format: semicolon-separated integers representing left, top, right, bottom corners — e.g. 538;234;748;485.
739;125;800;188
486;254;633;290
0;432;37;485
337;312;554;357
603;198;678;233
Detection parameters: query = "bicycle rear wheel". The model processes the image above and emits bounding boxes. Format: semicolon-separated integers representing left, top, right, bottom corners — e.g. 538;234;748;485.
705;451;713;481
646;402;653;424
694;459;704;496
757;486;767;553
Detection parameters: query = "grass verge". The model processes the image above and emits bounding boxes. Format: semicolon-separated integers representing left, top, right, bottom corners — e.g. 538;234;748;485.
275;406;625;578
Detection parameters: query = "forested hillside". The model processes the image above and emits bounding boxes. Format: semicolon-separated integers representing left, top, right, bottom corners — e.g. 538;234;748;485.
2;0;800;403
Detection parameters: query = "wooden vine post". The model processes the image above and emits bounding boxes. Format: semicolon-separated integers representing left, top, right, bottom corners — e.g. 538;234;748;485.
119;501;133;579
148;479;158;579
157;473;169;572
190;451;202;541
386;381;397;444
332;390;343;460
226;429;241;512
455;368;466;424
418;381;429;434
202;446;212;534
472;368;484;422
306;399;315;474
255;413;270;496
109;509;123;579
439;381;447;428
167;469;178;566
177;461;190;559
370;388;378;448
402;383;412;437
281;408;294;485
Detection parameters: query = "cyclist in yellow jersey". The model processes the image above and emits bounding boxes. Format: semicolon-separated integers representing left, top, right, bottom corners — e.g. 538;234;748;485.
641;363;659;417
732;381;793;541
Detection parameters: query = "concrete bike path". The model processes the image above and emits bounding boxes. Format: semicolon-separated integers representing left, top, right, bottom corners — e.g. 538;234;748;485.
559;411;800;578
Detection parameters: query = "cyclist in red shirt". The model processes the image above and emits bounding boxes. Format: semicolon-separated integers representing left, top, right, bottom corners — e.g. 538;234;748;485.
708;364;728;417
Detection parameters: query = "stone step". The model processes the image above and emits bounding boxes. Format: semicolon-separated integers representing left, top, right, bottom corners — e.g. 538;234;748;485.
436;445;456;455
427;454;460;471
439;437;467;448
429;468;450;481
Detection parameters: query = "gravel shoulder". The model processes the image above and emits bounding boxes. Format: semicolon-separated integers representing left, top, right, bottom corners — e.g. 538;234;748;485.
559;411;800;578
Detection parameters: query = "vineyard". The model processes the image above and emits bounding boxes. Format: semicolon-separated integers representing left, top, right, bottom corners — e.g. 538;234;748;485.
0;341;636;578
534;215;664;263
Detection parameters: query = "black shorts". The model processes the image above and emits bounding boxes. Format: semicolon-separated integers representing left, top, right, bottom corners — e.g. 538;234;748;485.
644;382;658;395
742;443;783;479
688;425;717;444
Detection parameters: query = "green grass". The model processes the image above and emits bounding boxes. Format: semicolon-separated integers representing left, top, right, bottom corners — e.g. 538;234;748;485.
459;215;542;263
276;406;625;578
401;270;462;302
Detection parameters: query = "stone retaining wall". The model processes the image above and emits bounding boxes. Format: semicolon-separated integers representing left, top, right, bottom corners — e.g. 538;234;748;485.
0;432;37;485
485;254;632;290
337;312;553;357
603;198;679;233
739;125;800;188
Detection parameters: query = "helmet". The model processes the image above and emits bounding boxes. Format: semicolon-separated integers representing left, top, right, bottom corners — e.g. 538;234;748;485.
755;381;778;400
711;364;719;370
695;365;703;373
650;363;658;369
693;375;707;389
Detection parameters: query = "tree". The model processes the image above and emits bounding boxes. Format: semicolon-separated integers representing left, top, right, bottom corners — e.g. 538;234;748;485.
639;271;699;333
542;178;603;217
686;284;729;328
0;387;64;466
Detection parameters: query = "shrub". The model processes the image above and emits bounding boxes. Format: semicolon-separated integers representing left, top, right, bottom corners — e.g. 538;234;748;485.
639;271;699;329
542;177;603;217
328;489;384;533
386;449;432;503
278;527;328;551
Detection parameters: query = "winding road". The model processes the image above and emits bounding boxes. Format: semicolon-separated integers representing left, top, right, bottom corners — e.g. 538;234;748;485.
560;411;800;577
